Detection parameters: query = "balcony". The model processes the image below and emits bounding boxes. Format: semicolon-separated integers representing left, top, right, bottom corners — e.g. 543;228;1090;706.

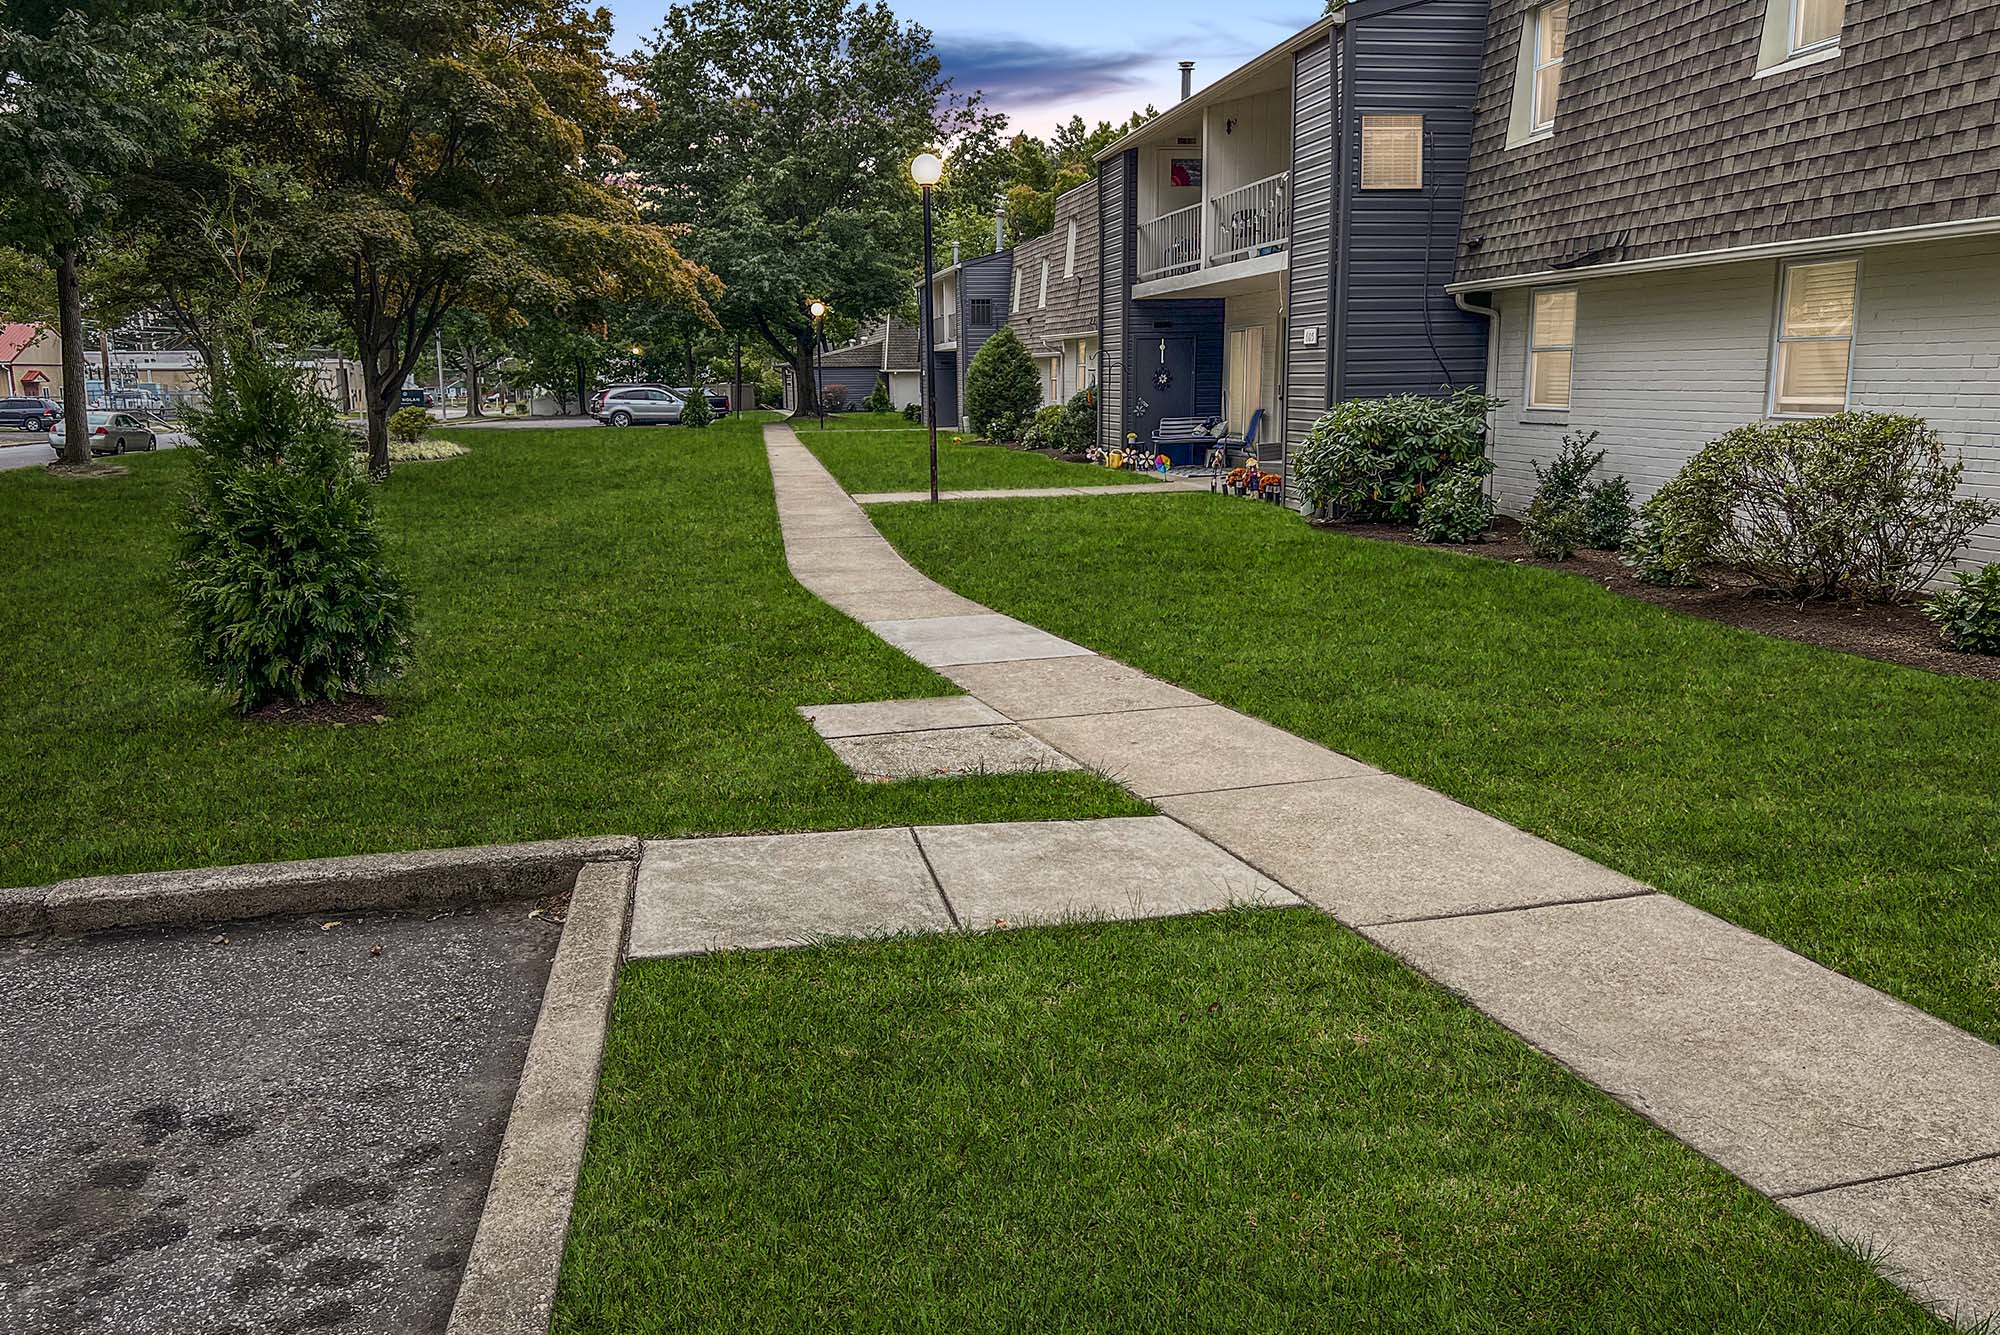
1136;171;1290;284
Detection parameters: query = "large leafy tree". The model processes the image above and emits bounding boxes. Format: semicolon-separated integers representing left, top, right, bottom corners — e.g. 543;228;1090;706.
1;0;200;462
222;0;716;473
626;0;992;409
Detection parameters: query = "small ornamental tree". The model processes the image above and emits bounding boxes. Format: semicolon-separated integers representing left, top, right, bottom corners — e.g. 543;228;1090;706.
679;387;713;428
964;326;1041;442
177;351;413;711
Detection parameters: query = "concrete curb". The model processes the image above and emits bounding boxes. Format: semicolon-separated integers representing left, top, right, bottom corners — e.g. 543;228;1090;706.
2;836;642;937
445;858;634;1335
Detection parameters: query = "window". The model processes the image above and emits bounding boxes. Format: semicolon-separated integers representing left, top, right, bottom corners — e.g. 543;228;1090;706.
1530;2;1568;133
1225;326;1264;436
1038;261;1050;309
1527;289;1576;411
1772;258;1857;416
1360;115;1423;190
1012;268;1022;308
968;298;993;327
1789;0;1842;56
1063;222;1078;279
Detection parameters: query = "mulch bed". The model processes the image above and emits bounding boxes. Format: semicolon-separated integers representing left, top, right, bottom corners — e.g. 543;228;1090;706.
1317;516;2000;683
246;697;392;726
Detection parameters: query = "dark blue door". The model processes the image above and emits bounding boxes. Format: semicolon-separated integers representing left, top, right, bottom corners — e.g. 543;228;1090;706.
1136;335;1196;425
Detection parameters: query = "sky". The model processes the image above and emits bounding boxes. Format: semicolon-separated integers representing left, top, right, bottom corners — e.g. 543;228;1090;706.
603;1;1325;139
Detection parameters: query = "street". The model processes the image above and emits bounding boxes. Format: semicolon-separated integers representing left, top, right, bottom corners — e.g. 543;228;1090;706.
0;428;197;472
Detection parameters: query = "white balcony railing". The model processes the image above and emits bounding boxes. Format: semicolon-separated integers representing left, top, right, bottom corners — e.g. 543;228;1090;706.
1136;170;1291;284
1137;203;1203;281
1210;171;1289;267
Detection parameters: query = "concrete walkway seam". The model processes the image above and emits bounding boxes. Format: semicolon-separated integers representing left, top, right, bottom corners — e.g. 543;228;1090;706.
444;858;635;1335
2;835;643;937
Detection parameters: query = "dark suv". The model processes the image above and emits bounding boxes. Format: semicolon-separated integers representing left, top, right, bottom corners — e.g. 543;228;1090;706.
0;397;62;431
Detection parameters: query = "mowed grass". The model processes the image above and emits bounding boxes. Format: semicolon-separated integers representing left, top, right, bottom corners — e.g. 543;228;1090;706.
872;492;2000;1046
0;417;1143;885
796;423;1152;493
555;911;1941;1334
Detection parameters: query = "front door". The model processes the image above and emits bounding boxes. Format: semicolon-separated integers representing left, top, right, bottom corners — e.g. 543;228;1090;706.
1134;335;1196;430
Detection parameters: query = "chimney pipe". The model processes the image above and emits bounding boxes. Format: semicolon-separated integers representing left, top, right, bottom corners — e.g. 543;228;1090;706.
995;197;1006;253
1179;61;1195;102
951;240;960;265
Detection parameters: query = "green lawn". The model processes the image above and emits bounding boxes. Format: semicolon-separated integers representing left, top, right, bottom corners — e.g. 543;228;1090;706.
808;410;921;430
0;417;1142;885
555;910;1939;1334
873;492;2000;1047
795;423;1151;493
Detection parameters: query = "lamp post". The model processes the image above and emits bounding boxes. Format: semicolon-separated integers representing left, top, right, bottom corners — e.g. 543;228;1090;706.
808;299;828;429
910;150;944;503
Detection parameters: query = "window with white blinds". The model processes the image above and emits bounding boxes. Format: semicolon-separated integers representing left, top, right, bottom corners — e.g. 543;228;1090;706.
1064;222;1078;279
1360;115;1423;190
1772;259;1857;416
1790;0;1843;55
1527;289;1576;411
1039;261;1050;309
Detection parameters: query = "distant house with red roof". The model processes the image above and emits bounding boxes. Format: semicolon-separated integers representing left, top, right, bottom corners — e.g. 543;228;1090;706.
0;323;61;398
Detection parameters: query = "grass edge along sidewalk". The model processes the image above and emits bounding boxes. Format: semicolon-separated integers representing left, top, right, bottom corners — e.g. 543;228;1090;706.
0;416;1144;887
553;911;1947;1335
871;489;2000;1052
795;423;1159;494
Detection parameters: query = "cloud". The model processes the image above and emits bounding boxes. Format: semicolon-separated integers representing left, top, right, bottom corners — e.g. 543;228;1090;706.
935;35;1157;112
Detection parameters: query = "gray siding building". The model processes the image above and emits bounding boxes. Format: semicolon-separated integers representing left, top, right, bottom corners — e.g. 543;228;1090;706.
1008;177;1101;409
1094;0;1492;466
1450;0;2000;568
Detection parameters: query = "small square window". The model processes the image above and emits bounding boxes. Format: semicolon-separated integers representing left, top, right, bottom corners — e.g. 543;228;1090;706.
1771;258;1857;416
1527;289;1576;411
1360;114;1424;190
969;298;993;326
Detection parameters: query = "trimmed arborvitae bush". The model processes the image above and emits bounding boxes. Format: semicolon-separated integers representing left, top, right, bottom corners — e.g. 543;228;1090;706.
861;380;894;414
1060;385;1096;452
1925;564;2000;655
387;405;432;445
1414;467;1494;544
964;325;1041;442
679;387;713;429
1631;413;1999;602
901;400;923;423
1292;387;1498;521
177;351;413;712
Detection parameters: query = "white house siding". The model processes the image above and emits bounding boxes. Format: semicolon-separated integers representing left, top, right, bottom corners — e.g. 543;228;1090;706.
1486;235;2000;571
887;371;922;411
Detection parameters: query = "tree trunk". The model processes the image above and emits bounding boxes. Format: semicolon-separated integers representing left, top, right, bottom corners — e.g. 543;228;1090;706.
55;243;90;466
465;351;483;417
573;356;587;416
792;336;815;416
357;340;393;478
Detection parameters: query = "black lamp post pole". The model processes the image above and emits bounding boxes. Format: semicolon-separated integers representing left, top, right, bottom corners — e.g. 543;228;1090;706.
922;182;938;504
814;316;826;430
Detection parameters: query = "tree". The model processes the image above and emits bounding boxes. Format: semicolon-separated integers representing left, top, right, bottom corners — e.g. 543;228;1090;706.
626;0;996;412
440;310;509;418
964;325;1040;442
223;0;716;474
1;0;200;463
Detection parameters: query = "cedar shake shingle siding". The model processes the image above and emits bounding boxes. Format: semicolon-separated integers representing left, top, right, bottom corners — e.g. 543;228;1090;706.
1009;178;1100;353
1456;0;2000;286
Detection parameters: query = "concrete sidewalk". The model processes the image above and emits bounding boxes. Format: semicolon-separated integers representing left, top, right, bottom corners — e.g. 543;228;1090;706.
763;422;2000;1329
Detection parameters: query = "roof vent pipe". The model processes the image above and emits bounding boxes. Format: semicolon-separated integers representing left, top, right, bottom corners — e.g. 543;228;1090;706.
1179;61;1195;101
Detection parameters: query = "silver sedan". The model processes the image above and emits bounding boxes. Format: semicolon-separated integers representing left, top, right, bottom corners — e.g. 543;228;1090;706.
49;411;159;458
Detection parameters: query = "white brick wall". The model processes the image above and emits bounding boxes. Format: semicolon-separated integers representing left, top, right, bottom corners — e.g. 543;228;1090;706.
1487;235;2000;571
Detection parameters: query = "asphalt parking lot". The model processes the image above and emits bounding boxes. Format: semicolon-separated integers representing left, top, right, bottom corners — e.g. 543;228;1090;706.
0;427;195;471
0;903;561;1335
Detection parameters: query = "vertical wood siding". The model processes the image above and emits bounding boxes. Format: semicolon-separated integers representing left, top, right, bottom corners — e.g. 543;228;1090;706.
1098;153;1136;447
1286;35;1336;452
1339;0;1492;399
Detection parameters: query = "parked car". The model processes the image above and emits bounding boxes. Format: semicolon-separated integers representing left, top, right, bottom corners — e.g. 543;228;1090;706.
399;387;435;409
49;411;157;457
591;384;685;427
671;387;731;417
0;396;62;432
